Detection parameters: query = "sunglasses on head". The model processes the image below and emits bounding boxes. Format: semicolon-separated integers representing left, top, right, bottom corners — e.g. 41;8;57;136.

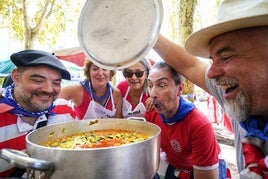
123;70;145;78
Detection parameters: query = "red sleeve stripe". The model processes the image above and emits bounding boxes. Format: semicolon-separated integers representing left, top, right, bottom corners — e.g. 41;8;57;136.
0;134;27;150
0;113;17;127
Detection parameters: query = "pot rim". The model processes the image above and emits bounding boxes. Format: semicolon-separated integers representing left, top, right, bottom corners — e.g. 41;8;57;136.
26;119;161;151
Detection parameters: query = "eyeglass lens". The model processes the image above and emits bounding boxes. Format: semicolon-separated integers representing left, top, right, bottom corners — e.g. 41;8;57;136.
124;70;145;78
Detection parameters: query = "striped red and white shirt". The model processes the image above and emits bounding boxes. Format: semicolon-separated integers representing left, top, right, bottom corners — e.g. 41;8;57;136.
0;99;76;177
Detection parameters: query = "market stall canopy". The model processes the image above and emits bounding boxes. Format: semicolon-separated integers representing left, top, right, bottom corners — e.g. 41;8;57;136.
53;47;86;67
0;59;15;74
0;58;80;73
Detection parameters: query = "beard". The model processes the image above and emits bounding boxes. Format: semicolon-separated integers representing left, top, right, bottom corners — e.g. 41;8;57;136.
16;85;55;112
223;90;248;122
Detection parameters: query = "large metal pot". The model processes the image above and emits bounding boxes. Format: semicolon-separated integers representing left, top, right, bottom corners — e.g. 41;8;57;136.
1;119;161;179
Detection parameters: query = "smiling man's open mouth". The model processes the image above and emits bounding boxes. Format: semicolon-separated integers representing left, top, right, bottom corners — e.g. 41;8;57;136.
216;78;239;97
224;85;239;94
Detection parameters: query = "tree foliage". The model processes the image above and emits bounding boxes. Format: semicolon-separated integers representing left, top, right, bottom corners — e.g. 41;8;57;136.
179;0;196;44
179;0;196;94
162;0;222;95
0;0;82;49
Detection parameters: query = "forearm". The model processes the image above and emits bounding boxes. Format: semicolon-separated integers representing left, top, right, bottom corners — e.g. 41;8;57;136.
154;35;209;91
154;35;195;71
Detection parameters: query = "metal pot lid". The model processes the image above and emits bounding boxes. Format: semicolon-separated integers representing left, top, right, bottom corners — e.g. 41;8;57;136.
78;0;163;70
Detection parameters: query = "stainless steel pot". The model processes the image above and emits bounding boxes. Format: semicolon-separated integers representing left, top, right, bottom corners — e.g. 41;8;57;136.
1;119;161;179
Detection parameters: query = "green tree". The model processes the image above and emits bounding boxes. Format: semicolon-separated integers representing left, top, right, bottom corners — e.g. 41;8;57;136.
179;0;196;95
162;0;222;95
0;0;82;49
162;0;196;95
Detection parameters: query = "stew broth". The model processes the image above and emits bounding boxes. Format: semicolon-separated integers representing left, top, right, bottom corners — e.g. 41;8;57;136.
45;129;149;149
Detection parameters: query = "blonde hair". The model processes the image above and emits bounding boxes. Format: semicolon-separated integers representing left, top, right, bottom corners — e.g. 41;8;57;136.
83;58;115;81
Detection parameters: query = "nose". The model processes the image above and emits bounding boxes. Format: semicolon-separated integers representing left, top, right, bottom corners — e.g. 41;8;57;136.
207;62;225;79
42;81;55;93
129;72;138;79
98;68;110;77
98;68;105;74
131;74;138;79
148;85;157;99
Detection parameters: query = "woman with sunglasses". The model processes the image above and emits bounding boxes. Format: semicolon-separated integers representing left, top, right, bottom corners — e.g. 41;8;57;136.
59;59;122;120
117;58;152;119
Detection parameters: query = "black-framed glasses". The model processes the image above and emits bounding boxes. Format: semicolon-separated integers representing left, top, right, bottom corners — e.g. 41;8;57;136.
123;70;145;78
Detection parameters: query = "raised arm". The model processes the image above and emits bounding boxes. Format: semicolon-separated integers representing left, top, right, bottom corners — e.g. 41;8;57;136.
154;35;209;92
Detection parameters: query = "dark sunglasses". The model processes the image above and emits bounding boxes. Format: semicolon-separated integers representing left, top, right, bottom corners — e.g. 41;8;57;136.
123;70;145;78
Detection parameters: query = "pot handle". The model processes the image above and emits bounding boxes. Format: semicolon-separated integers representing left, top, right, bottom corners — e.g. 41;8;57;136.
0;148;54;171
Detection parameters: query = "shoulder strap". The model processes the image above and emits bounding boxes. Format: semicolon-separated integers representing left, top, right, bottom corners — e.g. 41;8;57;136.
80;79;92;94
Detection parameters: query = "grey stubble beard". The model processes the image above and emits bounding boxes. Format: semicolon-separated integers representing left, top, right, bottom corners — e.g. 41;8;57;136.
224;90;248;123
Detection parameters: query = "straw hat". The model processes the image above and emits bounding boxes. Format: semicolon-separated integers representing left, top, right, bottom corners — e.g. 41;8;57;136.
185;0;268;58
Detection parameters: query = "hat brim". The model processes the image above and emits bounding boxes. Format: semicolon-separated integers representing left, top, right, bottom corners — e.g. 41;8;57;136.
10;50;71;80
27;59;71;80
185;14;268;58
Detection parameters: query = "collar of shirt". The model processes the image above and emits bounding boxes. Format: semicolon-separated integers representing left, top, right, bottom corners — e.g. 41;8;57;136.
17;114;47;133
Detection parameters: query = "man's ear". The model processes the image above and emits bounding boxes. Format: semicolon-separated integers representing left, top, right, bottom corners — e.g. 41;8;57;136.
177;83;184;96
11;69;19;83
